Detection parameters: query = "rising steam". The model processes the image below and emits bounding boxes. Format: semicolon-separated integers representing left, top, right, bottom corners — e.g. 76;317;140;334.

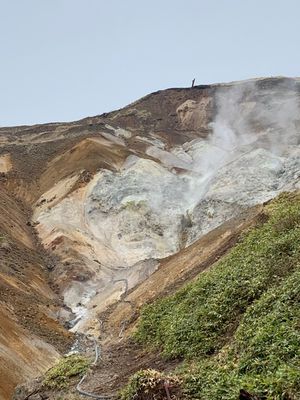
183;78;300;210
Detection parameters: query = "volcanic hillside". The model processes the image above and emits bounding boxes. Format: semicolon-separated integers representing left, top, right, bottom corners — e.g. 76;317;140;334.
0;77;299;400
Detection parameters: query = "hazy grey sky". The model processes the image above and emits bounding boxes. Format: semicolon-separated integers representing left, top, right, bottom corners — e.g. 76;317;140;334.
0;0;299;126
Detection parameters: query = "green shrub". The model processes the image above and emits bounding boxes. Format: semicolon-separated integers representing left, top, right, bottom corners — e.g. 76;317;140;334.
119;369;182;400
43;354;90;389
181;268;300;399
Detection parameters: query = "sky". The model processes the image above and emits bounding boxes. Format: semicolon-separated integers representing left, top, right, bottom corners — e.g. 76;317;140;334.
0;0;299;126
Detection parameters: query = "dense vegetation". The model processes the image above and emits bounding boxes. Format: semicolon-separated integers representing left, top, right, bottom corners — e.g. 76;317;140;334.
122;192;300;399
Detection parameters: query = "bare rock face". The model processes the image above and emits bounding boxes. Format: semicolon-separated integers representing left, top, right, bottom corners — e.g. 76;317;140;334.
176;97;212;131
0;153;12;173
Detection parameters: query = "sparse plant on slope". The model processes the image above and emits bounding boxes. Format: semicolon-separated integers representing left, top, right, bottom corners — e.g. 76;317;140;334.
0;234;10;249
119;369;183;400
120;199;147;211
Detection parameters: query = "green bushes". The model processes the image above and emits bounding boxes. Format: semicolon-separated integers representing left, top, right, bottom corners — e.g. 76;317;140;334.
182;268;300;399
135;193;300;359
43;354;90;389
128;192;300;399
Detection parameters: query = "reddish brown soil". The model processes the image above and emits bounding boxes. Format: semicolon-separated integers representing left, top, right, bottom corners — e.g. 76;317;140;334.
0;185;73;399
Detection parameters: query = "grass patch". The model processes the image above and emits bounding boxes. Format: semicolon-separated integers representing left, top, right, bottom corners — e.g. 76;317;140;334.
43;354;90;389
126;192;300;399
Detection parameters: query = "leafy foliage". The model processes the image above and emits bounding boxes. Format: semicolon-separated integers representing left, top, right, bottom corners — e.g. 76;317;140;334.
129;192;300;399
182;268;300;399
43;354;90;389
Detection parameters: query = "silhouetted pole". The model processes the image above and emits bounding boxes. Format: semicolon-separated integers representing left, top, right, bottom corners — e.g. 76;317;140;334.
191;78;195;87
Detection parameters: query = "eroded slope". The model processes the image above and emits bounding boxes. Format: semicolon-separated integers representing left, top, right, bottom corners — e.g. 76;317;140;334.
32;77;300;333
0;187;72;399
1;77;300;399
